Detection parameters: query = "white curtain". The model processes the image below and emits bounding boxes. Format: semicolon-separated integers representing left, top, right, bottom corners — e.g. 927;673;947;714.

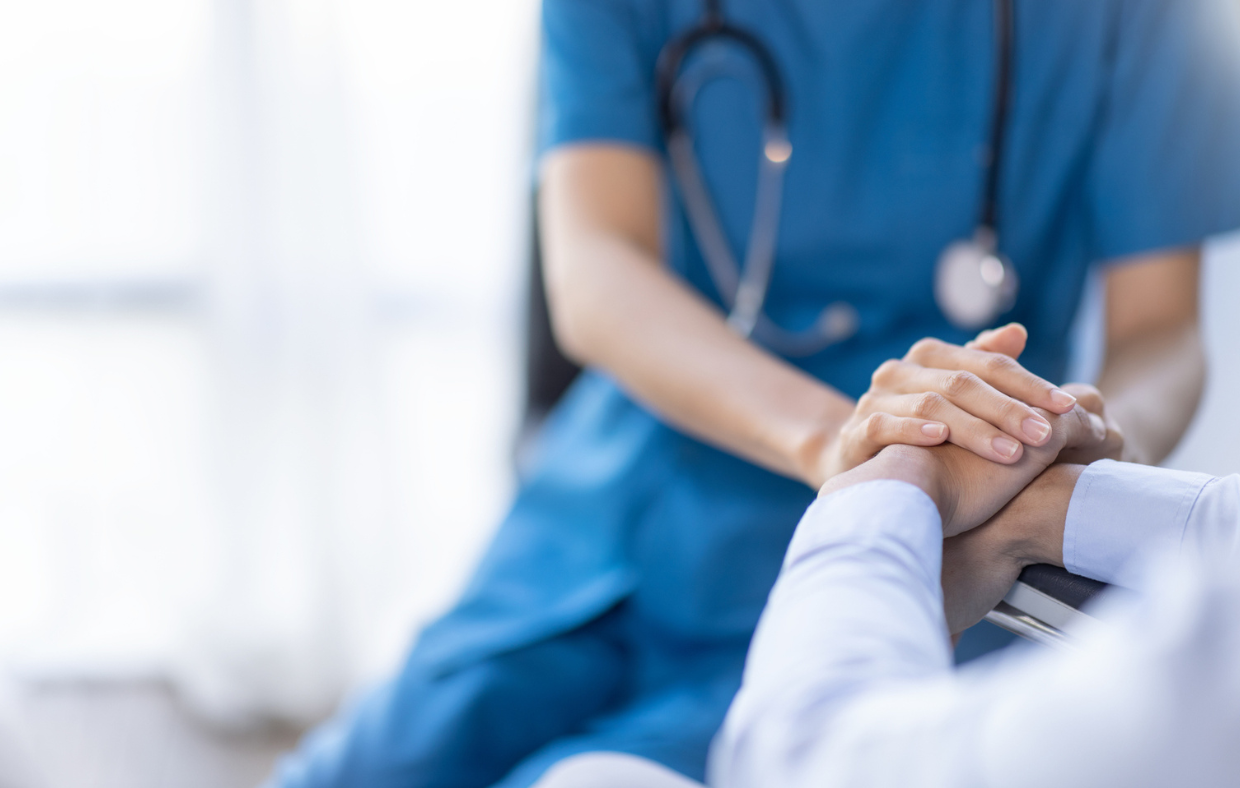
0;0;535;729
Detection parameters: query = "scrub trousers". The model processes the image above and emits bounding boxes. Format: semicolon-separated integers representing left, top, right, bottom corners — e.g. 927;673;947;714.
265;600;749;788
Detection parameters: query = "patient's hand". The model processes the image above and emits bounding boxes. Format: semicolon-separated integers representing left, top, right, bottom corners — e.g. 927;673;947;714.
940;464;1083;635
930;396;1105;537
1056;383;1124;465
819;391;1106;538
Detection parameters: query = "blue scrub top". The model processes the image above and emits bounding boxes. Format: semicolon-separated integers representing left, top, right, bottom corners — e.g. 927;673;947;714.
414;0;1240;675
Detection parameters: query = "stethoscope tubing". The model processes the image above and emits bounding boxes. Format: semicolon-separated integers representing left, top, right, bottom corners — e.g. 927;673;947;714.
981;0;1014;234
659;0;1016;353
656;10;786;137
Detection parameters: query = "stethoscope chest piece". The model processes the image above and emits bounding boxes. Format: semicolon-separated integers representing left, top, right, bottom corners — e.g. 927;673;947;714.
934;227;1019;330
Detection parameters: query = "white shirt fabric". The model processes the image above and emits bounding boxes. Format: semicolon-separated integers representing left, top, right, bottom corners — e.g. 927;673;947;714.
710;460;1240;788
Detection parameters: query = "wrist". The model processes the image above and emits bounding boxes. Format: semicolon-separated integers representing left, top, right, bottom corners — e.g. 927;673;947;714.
818;444;954;526
1000;463;1084;567
792;401;853;488
794;420;838;489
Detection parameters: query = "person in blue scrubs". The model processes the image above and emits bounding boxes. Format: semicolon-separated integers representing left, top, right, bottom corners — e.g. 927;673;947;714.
267;1;1240;787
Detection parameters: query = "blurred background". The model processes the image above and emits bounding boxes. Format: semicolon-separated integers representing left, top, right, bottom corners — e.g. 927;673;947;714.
0;1;1234;786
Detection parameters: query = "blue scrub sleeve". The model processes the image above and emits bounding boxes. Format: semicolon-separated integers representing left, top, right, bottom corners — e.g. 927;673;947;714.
538;0;666;155
1087;0;1240;262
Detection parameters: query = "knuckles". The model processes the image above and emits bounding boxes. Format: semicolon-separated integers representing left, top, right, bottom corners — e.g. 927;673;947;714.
862;412;890;441
940;370;980;399
997;396;1031;426
912;391;946;419
855;391;879;414
1045;406;1091;452
905;337;942;362
871;359;902;388
981;352;1016;376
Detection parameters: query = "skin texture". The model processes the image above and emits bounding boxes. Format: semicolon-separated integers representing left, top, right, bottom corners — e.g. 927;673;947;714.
540;144;1202;487
818;406;1105;539
940;464;1084;635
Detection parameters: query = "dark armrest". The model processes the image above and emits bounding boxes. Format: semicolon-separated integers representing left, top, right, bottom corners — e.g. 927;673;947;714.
983;564;1112;649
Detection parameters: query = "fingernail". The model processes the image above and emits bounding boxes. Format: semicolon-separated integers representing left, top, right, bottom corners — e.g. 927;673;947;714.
1049;389;1077;410
1022;417;1051;443
992;436;1021;459
922;423;946;440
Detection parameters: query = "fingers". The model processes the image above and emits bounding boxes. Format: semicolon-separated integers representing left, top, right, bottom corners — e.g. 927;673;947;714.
904;337;1077;415
1036;404;1108;455
839;412;949;468
1060;382;1105;416
1054;384;1124;462
873;361;1053;447
965;322;1028;359
869;391;1027;464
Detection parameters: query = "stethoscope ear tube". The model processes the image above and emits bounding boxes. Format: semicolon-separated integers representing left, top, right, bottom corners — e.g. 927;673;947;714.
668;120;789;340
661;0;1019;352
670;123;859;356
728;124;787;338
657;20;787;139
662;20;859;356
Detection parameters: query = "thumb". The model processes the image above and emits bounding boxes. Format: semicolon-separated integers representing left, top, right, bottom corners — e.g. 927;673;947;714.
966;322;1027;359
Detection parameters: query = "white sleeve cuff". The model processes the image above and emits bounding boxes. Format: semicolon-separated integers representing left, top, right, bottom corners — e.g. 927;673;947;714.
1064;459;1215;588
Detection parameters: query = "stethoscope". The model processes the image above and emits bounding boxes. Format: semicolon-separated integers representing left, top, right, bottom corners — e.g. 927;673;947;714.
657;0;1019;356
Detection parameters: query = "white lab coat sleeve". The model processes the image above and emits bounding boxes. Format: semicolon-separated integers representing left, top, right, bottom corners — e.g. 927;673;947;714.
710;479;989;788
710;469;1240;788
1063;459;1240;588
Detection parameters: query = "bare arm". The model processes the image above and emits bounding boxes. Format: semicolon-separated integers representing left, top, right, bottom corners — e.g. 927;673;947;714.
540;145;852;483
1096;248;1205;465
540;145;1076;486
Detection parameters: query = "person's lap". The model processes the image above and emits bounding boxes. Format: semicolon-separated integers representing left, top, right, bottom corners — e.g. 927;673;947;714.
494;664;741;788
266;602;743;788
265;608;630;788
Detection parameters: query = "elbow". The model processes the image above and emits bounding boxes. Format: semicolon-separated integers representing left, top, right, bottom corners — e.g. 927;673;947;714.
547;305;593;368
542;260;596;367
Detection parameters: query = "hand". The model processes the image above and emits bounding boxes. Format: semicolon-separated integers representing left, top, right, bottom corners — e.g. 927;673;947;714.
1057;383;1124;464
819;400;1106;538
813;324;1079;485
930;399;1106;537
940;464;1084;635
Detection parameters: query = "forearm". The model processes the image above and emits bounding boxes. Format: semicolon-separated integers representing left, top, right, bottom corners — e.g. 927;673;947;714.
541;150;852;485
1096;248;1204;466
1096;321;1204;465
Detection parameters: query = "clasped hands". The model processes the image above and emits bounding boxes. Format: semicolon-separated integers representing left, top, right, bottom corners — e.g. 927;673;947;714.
819;323;1123;637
